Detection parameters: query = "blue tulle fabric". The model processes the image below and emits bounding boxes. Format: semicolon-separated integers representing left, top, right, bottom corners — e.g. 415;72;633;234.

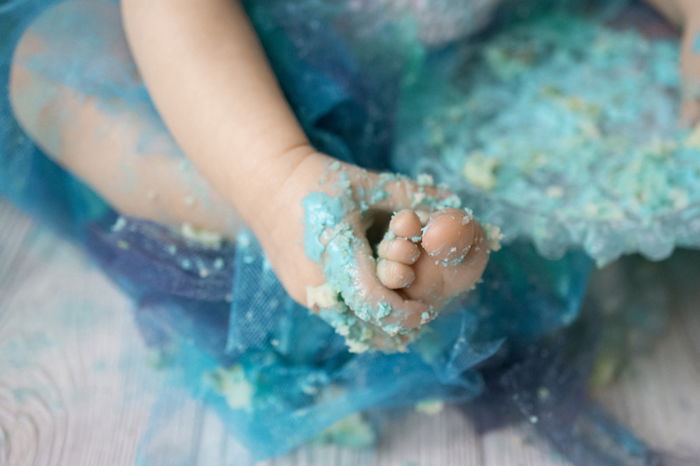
0;0;663;463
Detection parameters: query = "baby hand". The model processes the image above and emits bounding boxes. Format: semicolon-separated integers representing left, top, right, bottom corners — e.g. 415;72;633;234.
679;11;700;126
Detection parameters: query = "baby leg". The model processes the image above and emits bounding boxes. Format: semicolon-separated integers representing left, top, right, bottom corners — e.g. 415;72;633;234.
9;0;241;237
9;1;492;353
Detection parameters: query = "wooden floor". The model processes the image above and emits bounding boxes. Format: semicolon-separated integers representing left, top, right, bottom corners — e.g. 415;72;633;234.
0;199;699;466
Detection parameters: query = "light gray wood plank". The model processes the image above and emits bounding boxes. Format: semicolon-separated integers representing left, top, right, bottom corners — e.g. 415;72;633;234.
0;202;34;300
374;408;483;466
0;215;160;466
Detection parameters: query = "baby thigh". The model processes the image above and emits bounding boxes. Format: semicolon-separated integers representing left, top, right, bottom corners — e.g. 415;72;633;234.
9;0;240;236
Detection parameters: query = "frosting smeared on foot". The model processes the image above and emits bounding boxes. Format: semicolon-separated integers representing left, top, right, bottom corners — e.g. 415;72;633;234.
302;163;494;352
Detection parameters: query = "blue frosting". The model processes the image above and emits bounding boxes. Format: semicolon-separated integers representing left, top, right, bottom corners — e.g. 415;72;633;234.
395;8;700;265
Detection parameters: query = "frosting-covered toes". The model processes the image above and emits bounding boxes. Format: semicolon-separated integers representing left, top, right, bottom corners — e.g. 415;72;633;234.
376;207;489;306
376;210;423;290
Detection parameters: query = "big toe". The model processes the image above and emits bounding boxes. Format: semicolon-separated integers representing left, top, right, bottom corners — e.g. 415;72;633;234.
421;208;476;265
405;213;489;302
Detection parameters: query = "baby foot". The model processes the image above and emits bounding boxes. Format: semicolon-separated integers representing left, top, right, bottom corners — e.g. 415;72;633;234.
257;152;493;353
376;208;489;313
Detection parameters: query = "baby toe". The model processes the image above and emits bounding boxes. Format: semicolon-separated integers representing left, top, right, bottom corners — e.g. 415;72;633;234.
377;238;420;264
421;208;476;265
376;259;416;289
389;209;423;239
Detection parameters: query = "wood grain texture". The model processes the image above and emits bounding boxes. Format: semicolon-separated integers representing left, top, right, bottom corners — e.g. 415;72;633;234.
596;286;700;463
0;200;698;466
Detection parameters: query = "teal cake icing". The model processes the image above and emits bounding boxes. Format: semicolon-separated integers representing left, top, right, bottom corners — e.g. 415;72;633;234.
395;10;700;265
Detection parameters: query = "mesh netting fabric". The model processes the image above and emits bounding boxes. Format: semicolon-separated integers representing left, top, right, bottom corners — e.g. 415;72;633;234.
0;0;678;462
